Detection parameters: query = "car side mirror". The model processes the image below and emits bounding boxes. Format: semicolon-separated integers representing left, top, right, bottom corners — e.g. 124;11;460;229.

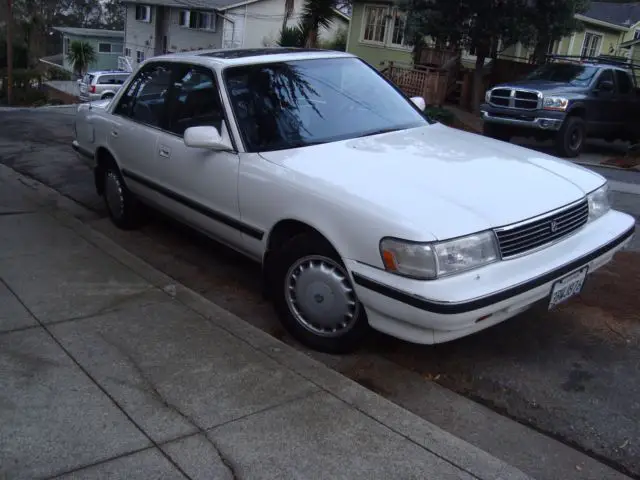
597;80;614;93
184;126;231;151
410;96;426;111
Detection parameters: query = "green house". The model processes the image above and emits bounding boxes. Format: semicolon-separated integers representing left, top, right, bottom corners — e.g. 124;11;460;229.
53;27;125;73
347;1;640;72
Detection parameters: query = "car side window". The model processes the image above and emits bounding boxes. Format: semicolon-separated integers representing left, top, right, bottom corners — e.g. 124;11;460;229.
113;63;174;128
166;66;224;137
615;70;632;95
596;69;614;91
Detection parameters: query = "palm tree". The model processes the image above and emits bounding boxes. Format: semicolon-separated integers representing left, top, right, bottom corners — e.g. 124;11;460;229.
67;41;97;77
300;0;336;48
281;0;294;32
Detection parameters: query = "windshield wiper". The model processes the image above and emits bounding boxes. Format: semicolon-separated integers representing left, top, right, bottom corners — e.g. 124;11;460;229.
354;127;402;139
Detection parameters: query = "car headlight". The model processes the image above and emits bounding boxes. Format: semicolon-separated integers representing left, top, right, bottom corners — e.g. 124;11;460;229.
543;96;569;111
587;183;611;222
485;90;491;103
380;231;499;280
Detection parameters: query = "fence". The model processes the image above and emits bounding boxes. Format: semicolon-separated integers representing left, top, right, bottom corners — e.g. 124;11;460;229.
383;62;448;106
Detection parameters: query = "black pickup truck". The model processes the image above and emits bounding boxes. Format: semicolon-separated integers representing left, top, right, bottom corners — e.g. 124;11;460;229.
480;58;640;157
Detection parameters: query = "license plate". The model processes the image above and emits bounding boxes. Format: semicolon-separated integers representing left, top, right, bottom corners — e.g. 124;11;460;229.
80;85;87;92
548;266;588;309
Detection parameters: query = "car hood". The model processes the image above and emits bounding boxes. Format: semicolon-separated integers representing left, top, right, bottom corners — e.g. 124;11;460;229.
497;80;586;94
259;124;605;240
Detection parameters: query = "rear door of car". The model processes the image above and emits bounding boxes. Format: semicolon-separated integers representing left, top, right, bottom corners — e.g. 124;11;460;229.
107;62;178;203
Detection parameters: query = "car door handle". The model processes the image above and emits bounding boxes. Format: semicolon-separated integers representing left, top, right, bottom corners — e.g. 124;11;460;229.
111;130;119;137
158;146;171;158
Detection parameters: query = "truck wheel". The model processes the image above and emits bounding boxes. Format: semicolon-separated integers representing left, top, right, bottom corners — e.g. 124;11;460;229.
270;233;370;354
555;116;585;158
483;123;511;142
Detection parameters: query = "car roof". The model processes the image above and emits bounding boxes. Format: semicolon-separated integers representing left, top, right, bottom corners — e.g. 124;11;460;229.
151;47;355;68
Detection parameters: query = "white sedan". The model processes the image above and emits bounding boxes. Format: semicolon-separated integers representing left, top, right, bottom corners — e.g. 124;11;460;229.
72;48;635;353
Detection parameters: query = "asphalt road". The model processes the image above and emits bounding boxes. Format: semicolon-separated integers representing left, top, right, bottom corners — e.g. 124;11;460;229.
1;106;639;479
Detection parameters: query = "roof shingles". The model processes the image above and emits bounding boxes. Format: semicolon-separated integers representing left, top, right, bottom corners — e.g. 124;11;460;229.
583;2;640;27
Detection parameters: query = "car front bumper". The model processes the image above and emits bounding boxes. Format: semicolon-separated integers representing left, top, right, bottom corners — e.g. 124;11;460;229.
347;210;635;345
480;104;565;131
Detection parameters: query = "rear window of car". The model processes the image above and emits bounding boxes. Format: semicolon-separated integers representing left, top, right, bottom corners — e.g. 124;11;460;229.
83;74;94;84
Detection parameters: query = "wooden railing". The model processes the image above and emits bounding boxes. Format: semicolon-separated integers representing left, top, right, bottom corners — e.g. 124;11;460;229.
384;62;448;106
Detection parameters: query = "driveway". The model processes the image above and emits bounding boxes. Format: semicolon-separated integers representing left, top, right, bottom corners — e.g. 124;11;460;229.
1;106;639;479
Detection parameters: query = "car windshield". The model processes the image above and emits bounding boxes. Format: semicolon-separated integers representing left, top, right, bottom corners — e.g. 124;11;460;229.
526;64;598;86
223;57;430;152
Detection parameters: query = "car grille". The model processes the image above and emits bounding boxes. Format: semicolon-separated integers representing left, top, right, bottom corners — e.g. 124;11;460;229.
489;88;540;110
494;199;589;258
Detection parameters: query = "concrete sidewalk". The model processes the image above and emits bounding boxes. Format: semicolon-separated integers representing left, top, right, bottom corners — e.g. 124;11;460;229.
0;166;531;480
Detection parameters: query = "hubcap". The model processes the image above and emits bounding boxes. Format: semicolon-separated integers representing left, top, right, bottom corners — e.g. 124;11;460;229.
569;127;583;151
105;171;125;220
284;255;360;337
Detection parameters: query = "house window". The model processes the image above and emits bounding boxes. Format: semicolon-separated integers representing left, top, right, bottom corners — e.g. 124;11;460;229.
136;50;145;63
362;5;387;44
179;10;216;30
635;30;640;40
125;47;131;57
135;5;152;22
64;37;70;55
98;43;112;53
581;32;602;58
390;9;407;47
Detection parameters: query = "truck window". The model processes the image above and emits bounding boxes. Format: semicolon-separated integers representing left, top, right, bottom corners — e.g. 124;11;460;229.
596;69;614;90
614;70;633;95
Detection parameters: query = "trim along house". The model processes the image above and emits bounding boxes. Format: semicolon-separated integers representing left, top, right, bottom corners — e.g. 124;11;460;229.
346;1;640;70
122;0;350;70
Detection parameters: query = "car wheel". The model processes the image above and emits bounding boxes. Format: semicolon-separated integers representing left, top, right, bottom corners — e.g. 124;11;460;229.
102;163;144;230
102;93;114;100
483;123;511;142
271;233;370;354
555;116;585;158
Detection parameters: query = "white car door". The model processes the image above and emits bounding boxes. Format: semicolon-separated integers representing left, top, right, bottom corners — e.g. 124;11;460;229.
143;64;247;252
108;62;175;200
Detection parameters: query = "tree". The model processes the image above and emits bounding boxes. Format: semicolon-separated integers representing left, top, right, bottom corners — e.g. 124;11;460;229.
300;0;337;47
518;0;589;64
102;0;125;30
66;40;96;76
401;0;526;111
400;0;590;111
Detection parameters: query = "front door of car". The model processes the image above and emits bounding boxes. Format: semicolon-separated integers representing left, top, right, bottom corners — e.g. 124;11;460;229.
589;69;616;136
150;64;243;249
109;62;175;199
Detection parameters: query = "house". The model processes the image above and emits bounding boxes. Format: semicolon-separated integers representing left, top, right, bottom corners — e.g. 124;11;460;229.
52;27;125;73
121;0;350;70
346;1;640;71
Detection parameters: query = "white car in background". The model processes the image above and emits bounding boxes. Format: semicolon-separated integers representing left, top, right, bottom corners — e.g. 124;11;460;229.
72;48;635;353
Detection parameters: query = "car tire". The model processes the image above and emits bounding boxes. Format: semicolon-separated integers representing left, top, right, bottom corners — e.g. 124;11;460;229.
483;123;511;142
270;233;370;354
102;163;144;230
555;116;585;158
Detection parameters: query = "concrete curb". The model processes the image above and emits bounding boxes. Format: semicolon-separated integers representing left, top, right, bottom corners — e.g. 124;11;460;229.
0;163;533;480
